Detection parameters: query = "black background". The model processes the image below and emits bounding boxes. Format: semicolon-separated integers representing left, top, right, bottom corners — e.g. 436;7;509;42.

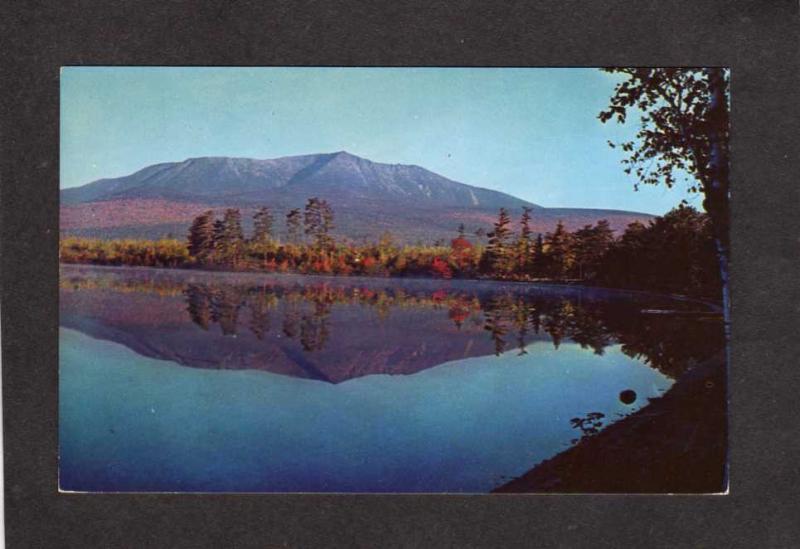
2;1;799;547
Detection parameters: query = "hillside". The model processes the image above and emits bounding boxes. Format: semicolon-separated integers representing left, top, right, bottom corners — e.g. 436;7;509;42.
60;152;653;243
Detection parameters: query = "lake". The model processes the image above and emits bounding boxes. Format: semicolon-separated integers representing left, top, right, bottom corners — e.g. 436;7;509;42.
59;264;725;492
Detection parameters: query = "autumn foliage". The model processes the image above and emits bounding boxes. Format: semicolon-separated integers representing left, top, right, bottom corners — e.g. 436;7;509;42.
60;200;722;300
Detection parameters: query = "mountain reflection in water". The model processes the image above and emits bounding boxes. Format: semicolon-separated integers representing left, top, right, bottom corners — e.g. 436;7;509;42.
59;265;726;492
59;265;724;383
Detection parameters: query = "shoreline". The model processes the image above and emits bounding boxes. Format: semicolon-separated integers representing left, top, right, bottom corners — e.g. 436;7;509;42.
59;261;723;311
493;349;728;494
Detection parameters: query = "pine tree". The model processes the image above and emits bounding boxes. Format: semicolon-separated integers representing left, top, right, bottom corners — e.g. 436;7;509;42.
187;210;216;263
545;220;575;280
515;206;534;275
574;219;615;280
252;206;274;245
285;208;302;243
531;233;545;277
214;208;244;266
304;197;335;250
484;208;513;274
573;224;595;280
321;200;334;247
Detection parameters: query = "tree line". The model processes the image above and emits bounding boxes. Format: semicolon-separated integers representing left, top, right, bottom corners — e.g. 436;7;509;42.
187;197;335;266
59;197;722;300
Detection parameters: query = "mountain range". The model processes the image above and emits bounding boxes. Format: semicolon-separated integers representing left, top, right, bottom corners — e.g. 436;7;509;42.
60;151;653;242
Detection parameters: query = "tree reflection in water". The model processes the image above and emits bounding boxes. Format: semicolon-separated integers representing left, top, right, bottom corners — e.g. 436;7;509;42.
174;279;724;379
570;412;607;444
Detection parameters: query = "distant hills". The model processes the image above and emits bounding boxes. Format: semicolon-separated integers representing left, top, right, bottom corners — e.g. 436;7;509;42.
60;151;653;243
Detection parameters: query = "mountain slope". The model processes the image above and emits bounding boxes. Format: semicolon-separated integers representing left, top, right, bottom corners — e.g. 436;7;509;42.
61;151;538;210
60;151;653;242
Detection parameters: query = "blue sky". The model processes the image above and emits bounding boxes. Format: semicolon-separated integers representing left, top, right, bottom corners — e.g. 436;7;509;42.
61;67;698;214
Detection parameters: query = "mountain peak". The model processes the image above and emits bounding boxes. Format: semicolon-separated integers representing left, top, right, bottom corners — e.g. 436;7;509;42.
328;150;361;162
62;151;542;212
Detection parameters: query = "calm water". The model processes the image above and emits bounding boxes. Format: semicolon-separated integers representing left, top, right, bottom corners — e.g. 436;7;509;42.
59;264;724;492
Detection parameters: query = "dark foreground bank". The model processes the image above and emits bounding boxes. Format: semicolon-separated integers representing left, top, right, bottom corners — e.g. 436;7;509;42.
494;350;727;493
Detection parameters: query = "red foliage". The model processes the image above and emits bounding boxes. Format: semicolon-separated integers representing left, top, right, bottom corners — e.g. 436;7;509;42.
335;256;353;275
362;256;377;270
431;257;453;279
431;289;448;301
361;288;376;299
450;237;473;253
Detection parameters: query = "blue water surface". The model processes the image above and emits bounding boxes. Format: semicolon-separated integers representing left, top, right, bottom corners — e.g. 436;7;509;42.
60;327;671;492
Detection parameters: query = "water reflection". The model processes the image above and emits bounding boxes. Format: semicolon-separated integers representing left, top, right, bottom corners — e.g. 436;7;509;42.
58;265;726;493
60;265;724;382
570;412;606;444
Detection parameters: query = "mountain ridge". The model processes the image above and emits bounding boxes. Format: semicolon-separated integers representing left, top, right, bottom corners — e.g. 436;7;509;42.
60;151;653;243
62;151;541;210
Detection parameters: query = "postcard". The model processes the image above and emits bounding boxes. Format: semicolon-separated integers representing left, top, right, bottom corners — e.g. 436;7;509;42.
58;67;728;493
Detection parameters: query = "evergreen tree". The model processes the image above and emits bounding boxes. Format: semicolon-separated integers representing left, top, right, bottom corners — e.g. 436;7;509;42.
484;208;513;274
214;208;245;266
285;208;302;243
515;206;534;275
251;206;274;245
573;224;595;280
544;220;575;280
596;206;720;297
531;233;545;277
187;210;216;263
573;219;615;280
304;197;335;250
212;217;225;258
321;200;334;246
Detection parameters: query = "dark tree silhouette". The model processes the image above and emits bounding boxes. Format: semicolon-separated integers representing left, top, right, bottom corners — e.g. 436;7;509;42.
598;206;720;298
573;219;614;280
515;206;534;275
304;197;335;250
214;209;245;266
285;208;303;244
531;233;545;277
252;206;274;245
599;68;730;324
484;208;513;274
544;221;574;280
187;210;216;262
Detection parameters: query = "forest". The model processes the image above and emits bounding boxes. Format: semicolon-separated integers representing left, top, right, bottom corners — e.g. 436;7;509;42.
59;196;722;301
